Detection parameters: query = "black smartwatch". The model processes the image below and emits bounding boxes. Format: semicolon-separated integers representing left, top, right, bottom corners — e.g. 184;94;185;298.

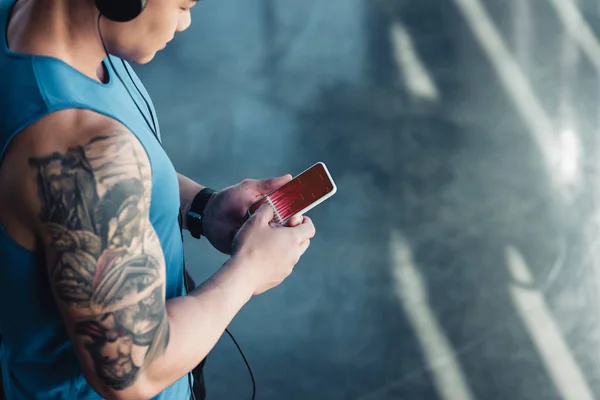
187;188;216;239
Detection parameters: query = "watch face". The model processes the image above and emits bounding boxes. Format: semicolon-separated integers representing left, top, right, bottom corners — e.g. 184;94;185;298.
187;211;205;239
187;189;216;238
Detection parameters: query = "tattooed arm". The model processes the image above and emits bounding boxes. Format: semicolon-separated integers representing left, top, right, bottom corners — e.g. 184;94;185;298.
22;118;256;400
28;130;173;394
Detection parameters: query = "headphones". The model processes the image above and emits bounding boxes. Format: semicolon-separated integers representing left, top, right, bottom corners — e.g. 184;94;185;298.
95;0;147;22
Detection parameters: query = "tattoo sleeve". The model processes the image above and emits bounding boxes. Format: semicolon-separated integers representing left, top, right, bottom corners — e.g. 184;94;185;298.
29;132;169;391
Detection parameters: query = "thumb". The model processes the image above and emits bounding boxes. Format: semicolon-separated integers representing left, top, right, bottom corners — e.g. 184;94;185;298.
259;174;292;194
254;203;274;224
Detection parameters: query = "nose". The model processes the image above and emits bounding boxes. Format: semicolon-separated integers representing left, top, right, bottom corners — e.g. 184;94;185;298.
176;12;191;32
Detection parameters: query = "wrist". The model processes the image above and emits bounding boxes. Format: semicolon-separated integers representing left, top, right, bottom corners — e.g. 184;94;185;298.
210;257;256;303
178;174;205;220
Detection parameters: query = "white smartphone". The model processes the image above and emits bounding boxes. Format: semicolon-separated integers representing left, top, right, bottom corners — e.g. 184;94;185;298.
248;162;337;225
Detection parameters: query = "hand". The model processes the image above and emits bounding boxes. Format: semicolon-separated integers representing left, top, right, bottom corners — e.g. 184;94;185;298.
202;175;296;254
231;204;316;296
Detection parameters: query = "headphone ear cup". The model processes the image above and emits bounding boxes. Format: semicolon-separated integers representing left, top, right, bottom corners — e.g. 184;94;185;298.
95;0;147;22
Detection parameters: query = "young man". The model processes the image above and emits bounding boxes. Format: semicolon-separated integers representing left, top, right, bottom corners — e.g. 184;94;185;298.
0;0;316;399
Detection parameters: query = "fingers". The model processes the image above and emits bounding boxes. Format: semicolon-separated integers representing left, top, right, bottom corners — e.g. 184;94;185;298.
286;215;303;227
299;239;311;254
293;216;316;241
253;203;274;224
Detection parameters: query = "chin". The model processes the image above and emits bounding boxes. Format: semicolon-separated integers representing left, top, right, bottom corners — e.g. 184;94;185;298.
137;53;157;64
129;51;157;65
111;47;156;65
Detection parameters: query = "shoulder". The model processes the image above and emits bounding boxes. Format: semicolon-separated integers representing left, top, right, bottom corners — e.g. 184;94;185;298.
0;108;150;237
17;108;137;155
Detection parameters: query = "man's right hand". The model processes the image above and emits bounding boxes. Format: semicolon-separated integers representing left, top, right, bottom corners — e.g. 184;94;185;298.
230;204;316;295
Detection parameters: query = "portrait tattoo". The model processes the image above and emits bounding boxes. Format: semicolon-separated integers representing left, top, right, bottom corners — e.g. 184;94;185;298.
29;133;169;390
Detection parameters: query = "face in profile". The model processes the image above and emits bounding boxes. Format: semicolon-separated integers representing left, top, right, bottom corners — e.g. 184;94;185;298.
100;0;195;64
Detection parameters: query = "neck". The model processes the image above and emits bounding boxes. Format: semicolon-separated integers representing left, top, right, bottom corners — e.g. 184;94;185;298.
7;0;107;82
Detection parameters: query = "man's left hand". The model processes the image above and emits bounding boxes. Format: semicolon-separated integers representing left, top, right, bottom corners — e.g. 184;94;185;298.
202;174;302;254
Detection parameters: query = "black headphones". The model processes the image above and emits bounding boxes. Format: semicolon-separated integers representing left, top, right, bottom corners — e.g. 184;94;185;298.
95;0;147;22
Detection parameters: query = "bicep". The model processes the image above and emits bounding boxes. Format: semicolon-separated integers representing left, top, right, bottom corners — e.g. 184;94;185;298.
29;131;169;395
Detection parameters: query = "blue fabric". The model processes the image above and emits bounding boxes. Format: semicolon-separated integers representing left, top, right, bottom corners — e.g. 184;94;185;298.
0;0;189;398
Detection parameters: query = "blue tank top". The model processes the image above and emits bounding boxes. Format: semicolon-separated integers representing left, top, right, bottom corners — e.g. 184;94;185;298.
0;0;190;398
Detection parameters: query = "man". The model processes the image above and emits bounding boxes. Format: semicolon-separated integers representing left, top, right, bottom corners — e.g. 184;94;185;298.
0;0;316;399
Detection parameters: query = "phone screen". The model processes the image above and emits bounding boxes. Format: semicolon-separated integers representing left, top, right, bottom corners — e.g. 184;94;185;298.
248;163;335;223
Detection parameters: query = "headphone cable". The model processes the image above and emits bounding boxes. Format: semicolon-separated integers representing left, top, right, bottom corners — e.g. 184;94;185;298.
225;328;257;400
183;276;256;400
97;14;256;400
96;14;158;141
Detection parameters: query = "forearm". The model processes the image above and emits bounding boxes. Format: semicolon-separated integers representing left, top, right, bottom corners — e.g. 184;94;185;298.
178;173;205;230
130;258;254;399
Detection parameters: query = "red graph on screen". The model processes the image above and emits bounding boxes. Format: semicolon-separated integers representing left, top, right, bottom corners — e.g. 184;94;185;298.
249;163;334;224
